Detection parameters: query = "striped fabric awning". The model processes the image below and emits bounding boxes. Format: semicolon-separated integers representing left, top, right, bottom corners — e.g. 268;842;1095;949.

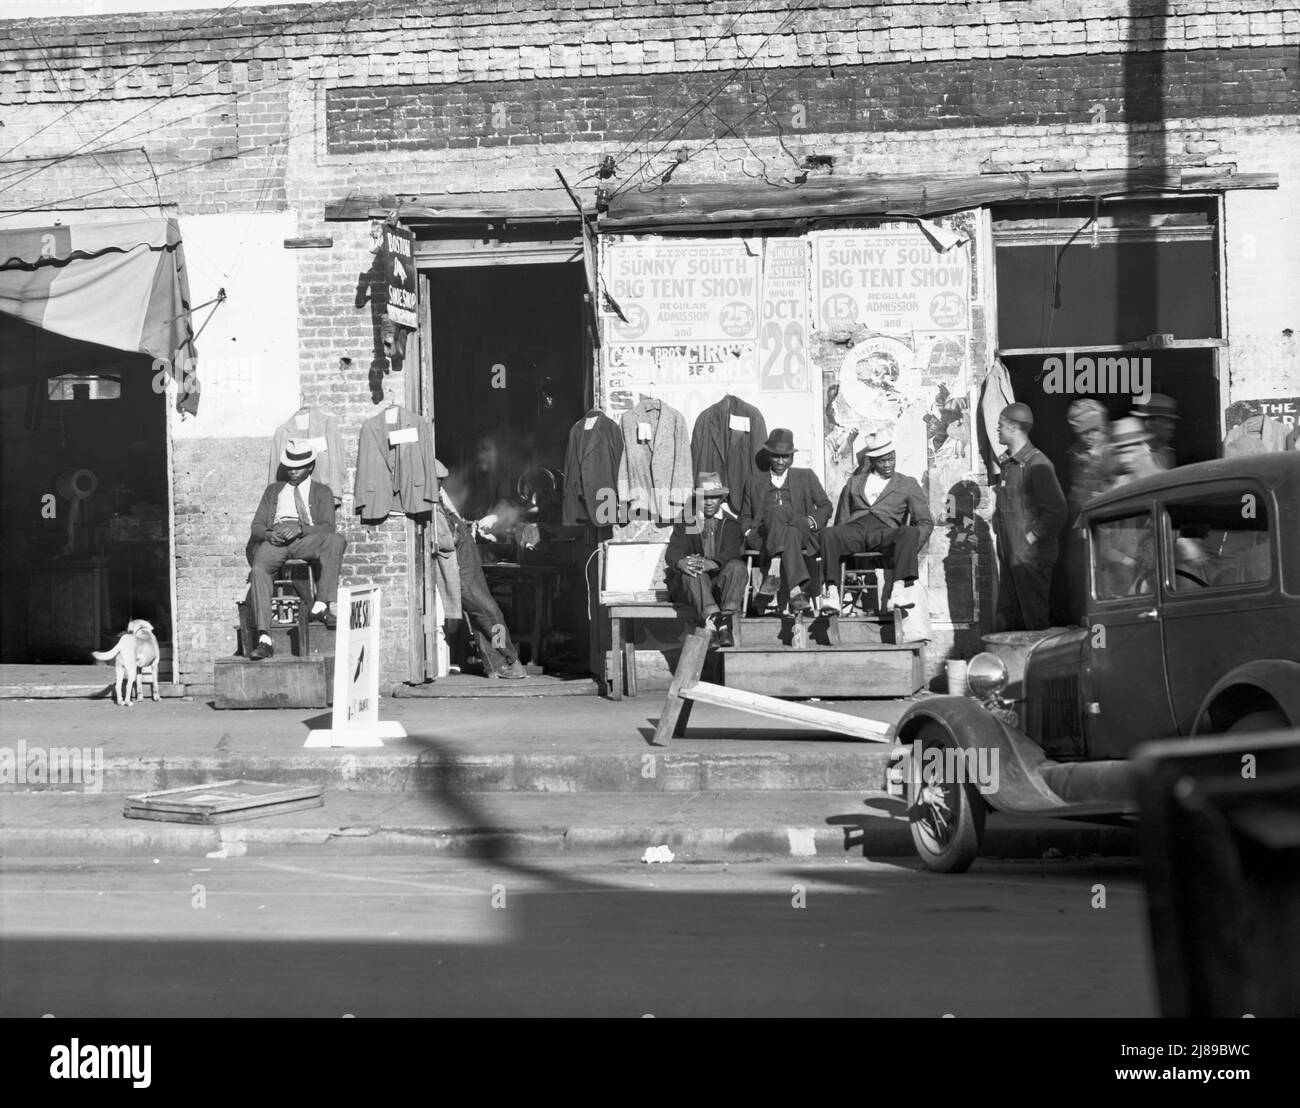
0;218;200;415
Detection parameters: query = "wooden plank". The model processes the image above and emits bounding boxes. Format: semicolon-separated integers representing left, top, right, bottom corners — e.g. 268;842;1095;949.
682;682;893;741
651;628;712;747
325;191;595;223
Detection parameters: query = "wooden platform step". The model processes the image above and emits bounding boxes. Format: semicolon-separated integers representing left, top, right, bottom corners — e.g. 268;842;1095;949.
214;655;335;710
720;642;923;698
733;610;904;646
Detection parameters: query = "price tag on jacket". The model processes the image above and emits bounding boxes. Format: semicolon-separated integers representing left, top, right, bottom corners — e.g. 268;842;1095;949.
384;407;399;425
294;413;311;430
728;414;750;432
584;416;598;430
388;427;418;445
304;436;327;452
637;422;652;442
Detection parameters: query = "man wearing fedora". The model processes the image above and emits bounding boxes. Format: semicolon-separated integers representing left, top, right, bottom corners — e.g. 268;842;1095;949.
1132;393;1178;469
993;403;1067;632
818;433;933;619
665;472;748;646
738;429;832;614
245;443;347;661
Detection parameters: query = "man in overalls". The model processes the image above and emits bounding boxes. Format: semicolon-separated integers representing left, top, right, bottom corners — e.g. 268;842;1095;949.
993;403;1067;632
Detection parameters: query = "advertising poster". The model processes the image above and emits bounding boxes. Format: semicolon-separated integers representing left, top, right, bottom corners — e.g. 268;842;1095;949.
811;227;969;335
601;237;823;474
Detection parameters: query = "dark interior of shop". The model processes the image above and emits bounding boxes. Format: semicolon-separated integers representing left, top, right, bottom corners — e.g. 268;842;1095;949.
0;315;171;667
425;261;592;671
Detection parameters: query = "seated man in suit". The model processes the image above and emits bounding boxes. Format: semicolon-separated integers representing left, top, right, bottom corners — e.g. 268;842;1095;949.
245;443;346;661
665;472;748;647
738;429;832;614
819;434;933;616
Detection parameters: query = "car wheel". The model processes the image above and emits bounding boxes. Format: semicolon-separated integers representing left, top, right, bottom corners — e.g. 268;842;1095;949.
1227;709;1289;733
907;723;987;873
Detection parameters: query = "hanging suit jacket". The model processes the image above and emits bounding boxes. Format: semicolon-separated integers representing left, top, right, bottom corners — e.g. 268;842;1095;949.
690;395;768;515
834;470;934;550
616;398;693;525
245;479;337;565
562;410;623;527
269;409;345;505
738;468;832;554
354;405;439;520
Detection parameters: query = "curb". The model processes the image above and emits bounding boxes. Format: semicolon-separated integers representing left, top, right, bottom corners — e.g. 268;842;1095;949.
0;821;1139;860
0;750;896;795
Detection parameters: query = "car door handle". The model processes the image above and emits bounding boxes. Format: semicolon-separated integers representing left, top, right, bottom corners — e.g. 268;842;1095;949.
1137;608;1159;621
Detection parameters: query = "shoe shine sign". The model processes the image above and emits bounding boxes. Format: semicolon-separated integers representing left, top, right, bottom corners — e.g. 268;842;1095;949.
305;583;406;748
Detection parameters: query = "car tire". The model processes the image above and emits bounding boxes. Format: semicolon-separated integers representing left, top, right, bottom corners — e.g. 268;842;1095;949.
1227;709;1289;733
907;722;987;874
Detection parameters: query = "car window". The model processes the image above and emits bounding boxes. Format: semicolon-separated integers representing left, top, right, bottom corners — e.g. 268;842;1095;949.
1091;510;1155;601
1164;488;1272;591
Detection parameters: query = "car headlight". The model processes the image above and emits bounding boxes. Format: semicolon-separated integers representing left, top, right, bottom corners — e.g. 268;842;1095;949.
967;652;1009;699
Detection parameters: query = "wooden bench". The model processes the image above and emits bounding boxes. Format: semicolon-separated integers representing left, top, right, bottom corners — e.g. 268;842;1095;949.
598;541;696;700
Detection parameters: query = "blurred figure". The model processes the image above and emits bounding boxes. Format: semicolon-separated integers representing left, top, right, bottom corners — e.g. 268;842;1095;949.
1058;400;1115;623
465;428;523;537
1132;394;1178;469
1109;417;1164;488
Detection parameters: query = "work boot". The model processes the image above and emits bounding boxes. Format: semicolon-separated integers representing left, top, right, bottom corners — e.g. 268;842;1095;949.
788;587;811;614
709;612;734;648
492;659;528;680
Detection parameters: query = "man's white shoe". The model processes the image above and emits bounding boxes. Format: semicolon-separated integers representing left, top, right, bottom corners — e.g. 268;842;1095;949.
886;580;915;611
819;584;841;614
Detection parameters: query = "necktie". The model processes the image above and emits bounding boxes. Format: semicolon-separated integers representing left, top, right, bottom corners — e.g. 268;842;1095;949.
294;483;311;527
703;519;716;560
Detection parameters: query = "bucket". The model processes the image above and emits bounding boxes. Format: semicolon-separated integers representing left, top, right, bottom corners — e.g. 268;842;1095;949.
946;659;969;697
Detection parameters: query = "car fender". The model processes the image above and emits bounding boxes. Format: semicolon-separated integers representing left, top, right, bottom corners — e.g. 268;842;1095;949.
1190;659;1300;735
893;697;1072;815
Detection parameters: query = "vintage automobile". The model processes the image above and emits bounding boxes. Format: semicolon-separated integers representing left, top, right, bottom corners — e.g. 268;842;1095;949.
890;453;1300;872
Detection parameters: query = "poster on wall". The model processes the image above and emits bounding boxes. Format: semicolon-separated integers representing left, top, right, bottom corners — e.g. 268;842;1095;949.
811;227;969;335
600;236;823;475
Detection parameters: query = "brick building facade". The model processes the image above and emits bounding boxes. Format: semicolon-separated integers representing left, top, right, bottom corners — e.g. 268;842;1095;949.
1;1;1296;692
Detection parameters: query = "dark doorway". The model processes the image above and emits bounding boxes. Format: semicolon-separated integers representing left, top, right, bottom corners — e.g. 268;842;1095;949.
0;315;172;671
425;262;590;673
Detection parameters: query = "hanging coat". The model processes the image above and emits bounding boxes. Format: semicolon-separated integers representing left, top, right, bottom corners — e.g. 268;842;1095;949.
979;358;1017;480
355;405;439;520
269;408;346;505
562;410;623;527
690;394;768;515
616;398;692;525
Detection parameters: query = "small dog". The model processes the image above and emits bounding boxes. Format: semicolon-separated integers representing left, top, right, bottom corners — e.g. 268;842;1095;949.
93;619;161;707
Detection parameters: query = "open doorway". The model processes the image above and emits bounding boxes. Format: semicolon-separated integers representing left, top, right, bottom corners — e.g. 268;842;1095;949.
0;314;173;678
425;261;591;674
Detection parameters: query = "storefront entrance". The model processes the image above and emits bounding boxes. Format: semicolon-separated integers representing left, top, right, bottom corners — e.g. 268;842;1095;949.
422;258;593;675
0;314;173;679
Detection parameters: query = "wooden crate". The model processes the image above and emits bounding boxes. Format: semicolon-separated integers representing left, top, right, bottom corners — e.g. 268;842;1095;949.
720;644;923;698
124;780;324;824
213;655;334;709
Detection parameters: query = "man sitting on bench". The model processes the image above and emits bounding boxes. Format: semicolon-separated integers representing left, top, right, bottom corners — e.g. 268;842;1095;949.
738;429;832;614
818;434;932;616
665;472;748;647
245;443;346;661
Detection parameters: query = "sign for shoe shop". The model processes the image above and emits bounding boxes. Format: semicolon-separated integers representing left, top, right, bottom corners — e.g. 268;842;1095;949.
305;583;406;748
384;223;417;330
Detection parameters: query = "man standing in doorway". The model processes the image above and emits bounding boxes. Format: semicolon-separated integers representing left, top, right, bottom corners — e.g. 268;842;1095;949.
993;404;1067;632
1132;393;1178;469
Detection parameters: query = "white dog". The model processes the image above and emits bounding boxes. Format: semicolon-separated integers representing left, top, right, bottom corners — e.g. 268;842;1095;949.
92;619;161;707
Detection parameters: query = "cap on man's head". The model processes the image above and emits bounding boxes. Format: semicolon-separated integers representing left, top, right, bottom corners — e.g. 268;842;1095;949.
1067;399;1108;433
1132;393;1179;420
280;443;317;469
1000;402;1035;432
694;471;729;498
1111;417;1154;448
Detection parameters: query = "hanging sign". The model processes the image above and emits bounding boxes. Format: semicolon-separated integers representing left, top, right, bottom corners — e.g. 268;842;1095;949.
305;583;406;748
384;224;417;330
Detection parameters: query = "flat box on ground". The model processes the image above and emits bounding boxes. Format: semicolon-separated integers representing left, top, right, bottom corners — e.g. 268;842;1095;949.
213;655;334;709
123;780;325;824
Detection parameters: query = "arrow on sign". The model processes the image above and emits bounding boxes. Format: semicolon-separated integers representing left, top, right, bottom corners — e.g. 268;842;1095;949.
391;257;408;283
354;646;365;683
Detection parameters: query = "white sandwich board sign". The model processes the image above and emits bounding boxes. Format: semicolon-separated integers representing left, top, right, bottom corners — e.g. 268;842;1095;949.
305;584;406;748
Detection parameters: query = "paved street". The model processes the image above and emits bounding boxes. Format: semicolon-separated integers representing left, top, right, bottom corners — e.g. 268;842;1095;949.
0;852;1154;1017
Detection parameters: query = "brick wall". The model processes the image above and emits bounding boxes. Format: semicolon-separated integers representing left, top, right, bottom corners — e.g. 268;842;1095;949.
2;0;1295;686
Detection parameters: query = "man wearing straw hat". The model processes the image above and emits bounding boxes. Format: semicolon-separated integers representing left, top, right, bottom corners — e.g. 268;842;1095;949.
665;472;748;647
1131;393;1178;470
817;432;932;618
245;442;347;661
